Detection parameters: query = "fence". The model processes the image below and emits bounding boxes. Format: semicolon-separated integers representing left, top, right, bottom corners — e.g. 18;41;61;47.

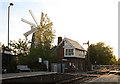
51;63;66;73
93;65;118;70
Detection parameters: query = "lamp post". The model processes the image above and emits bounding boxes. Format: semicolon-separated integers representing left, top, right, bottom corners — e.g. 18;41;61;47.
8;3;14;48
7;3;13;72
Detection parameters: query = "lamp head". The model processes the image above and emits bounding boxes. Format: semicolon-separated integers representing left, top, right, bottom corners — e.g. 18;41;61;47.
10;3;14;6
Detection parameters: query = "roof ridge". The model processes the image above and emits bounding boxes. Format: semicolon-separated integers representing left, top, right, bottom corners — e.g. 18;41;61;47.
64;37;85;50
64;37;78;43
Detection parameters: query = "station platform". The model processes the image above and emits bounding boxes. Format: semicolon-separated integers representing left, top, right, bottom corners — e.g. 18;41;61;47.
1;72;57;80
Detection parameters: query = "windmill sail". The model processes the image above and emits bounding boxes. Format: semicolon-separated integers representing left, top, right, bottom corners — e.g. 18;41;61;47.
29;10;39;26
23;27;39;37
40;12;44;26
21;18;36;27
22;10;53;47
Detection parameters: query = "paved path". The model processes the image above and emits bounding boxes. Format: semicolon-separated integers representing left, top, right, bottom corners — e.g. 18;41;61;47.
89;74;120;83
1;72;57;80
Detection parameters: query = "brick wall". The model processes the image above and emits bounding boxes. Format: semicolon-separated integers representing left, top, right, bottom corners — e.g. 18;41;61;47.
65;58;86;72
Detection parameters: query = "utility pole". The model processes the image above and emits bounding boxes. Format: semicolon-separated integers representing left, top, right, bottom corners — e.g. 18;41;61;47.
87;41;91;71
83;41;91;71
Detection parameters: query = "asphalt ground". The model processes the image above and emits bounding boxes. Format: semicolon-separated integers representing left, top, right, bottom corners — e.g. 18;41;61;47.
1;71;57;80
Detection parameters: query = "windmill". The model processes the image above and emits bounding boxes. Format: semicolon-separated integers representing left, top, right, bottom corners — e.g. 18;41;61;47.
21;10;53;45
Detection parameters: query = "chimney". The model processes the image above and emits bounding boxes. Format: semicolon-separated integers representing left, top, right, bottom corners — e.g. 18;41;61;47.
58;37;62;45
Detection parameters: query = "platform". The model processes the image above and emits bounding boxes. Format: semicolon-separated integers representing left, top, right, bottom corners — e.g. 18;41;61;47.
1;72;57;80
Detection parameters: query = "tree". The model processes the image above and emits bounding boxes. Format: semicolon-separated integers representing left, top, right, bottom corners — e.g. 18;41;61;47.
2;44;17;72
0;42;1;47
9;39;30;56
88;42;114;65
110;55;117;64
26;43;57;65
24;13;56;70
9;39;30;64
118;58;120;65
32;13;55;47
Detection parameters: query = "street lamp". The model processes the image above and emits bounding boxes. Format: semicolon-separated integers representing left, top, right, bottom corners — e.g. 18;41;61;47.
7;3;13;72
8;3;14;48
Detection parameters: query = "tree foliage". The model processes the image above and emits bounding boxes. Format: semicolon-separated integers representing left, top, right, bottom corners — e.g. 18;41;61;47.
118;58;120;65
88;42;115;65
32;13;55;47
110;55;117;64
23;13;57;69
8;39;30;65
9;39;30;56
8;13;56;70
25;43;57;65
2;45;17;72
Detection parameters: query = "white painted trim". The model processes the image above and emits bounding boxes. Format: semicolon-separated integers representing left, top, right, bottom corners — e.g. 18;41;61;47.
74;49;76;57
64;38;75;49
64;56;76;57
64;55;85;59
4;51;12;55
64;48;75;57
57;39;64;47
64;48;85;58
62;59;67;61
63;40;74;48
57;38;75;49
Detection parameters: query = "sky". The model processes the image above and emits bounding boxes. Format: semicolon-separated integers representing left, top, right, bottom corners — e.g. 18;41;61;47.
0;0;119;59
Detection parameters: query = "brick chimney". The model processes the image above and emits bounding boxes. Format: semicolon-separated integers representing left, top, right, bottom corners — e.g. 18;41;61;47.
58;37;62;45
57;37;64;63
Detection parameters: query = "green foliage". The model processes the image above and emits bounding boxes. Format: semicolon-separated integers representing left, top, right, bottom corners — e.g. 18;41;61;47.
9;39;30;65
88;42;115;65
110;55;117;64
33;13;55;46
25;43;57;65
21;13;57;71
9;56;17;72
0;42;1;47
118;58;120;65
29;13;56;63
7;13;56;72
9;39;30;56
2;45;17;72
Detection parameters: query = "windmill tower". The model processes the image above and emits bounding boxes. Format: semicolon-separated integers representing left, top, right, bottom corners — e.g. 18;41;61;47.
21;10;53;47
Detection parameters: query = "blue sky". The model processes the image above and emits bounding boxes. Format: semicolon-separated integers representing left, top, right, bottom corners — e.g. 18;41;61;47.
0;0;119;59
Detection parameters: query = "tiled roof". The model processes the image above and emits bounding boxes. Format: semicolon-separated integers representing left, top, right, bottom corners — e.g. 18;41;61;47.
64;38;85;51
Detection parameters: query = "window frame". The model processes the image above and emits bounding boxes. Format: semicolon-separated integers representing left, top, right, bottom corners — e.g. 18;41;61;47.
79;51;85;57
64;48;75;57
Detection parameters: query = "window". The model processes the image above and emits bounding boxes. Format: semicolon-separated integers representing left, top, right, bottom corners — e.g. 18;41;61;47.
79;51;85;56
65;49;74;56
79;51;82;56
